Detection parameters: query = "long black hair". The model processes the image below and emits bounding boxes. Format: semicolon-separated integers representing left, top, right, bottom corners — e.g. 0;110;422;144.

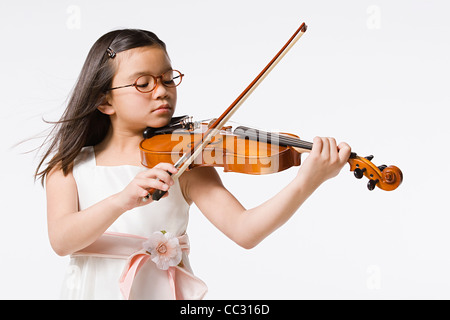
35;29;167;184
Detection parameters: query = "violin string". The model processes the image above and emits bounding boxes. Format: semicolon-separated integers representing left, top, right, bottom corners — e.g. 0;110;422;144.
233;126;313;150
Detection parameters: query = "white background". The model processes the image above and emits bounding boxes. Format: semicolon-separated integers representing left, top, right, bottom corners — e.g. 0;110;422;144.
1;0;449;299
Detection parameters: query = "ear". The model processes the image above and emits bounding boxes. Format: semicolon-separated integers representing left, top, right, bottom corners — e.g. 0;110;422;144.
97;94;115;115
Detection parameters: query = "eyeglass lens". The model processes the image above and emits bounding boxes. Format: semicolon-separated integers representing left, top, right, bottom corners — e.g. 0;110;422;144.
135;70;183;93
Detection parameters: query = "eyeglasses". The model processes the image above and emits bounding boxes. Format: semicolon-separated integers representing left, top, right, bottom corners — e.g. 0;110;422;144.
107;70;184;93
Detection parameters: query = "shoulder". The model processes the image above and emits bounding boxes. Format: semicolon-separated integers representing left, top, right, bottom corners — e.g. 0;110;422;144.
46;162;79;211
47;146;93;187
179;166;224;204
46;163;77;192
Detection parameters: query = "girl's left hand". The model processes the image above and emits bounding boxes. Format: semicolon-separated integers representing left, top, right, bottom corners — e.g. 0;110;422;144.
296;137;351;189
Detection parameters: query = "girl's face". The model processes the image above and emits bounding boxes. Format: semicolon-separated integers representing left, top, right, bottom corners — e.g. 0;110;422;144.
104;46;177;132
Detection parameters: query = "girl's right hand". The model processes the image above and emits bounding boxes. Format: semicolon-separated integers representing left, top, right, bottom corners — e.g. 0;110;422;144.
115;163;178;211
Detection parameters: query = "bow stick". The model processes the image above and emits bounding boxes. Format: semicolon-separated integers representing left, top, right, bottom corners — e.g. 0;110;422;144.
150;22;308;201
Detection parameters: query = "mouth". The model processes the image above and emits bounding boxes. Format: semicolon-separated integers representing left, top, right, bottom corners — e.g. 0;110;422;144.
152;104;172;113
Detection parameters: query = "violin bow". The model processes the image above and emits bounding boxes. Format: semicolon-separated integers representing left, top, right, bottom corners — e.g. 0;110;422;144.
151;22;308;200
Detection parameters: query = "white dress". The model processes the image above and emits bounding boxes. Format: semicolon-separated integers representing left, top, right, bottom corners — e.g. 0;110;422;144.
60;146;199;300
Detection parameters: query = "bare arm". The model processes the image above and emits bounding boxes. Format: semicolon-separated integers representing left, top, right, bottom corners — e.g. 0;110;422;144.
46;163;177;256
182;137;351;249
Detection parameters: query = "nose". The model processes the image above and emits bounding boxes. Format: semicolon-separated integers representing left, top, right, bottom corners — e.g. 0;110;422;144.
151;77;170;99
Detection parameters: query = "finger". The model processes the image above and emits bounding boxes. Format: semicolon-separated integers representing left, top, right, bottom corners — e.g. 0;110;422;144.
328;137;338;160
135;177;170;193
337;142;352;162
312;136;323;155
142;168;175;186
154;162;178;174
140;190;154;204
321;137;330;159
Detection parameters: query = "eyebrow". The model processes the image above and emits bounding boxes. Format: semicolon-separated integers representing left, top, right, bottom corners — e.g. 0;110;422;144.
127;68;173;81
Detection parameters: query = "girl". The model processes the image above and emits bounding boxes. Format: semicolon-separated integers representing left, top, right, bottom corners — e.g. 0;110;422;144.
36;29;351;300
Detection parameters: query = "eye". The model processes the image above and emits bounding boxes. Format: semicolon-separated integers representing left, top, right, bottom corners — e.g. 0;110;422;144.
134;75;154;92
162;71;183;87
136;82;150;88
163;79;175;85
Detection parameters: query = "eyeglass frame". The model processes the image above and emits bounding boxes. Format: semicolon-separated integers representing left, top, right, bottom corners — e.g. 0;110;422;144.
106;69;184;93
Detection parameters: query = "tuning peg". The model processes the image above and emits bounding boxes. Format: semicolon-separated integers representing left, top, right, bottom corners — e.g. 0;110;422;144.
354;167;366;179
365;155;374;161
377;164;387;172
367;179;379;191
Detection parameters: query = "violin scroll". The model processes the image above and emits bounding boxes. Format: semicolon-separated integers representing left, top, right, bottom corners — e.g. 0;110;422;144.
348;154;403;191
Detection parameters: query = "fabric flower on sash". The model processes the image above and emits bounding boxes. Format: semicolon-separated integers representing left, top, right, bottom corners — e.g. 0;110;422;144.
73;231;206;299
142;230;182;270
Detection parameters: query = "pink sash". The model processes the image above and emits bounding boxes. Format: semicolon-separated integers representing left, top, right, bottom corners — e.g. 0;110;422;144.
72;232;207;300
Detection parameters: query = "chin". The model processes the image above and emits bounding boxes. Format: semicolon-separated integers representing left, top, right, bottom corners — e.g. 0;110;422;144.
148;114;173;128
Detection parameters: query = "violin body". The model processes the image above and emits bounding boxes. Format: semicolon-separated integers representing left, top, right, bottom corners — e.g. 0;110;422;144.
140;121;301;175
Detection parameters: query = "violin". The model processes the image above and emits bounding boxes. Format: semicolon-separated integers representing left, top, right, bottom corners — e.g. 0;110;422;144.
140;116;402;191
140;22;403;200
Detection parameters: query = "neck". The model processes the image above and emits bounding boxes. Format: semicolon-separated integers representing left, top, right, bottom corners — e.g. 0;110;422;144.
94;126;144;166
233;125;358;159
233;125;312;152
